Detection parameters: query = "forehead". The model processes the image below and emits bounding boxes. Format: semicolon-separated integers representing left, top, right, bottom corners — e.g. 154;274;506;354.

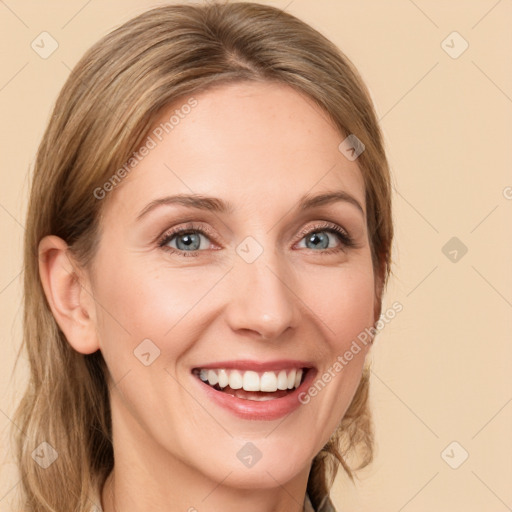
101;81;366;221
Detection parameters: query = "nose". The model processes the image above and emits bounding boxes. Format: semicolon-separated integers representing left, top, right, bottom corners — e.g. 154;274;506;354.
224;249;300;341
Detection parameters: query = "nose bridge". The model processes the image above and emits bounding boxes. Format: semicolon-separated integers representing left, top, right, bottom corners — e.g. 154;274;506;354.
225;238;299;340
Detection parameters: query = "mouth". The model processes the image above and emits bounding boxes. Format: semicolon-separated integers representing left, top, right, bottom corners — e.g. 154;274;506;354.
191;366;311;402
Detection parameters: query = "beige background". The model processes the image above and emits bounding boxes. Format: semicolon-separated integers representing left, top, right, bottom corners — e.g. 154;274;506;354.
1;0;511;510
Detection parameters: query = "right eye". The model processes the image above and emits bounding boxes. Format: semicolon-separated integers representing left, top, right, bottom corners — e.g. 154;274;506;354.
158;224;217;257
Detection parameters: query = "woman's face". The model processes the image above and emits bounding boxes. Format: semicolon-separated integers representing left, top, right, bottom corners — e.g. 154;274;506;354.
87;81;377;490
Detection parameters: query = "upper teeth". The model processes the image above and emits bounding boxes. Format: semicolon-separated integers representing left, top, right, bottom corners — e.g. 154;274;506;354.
196;368;304;392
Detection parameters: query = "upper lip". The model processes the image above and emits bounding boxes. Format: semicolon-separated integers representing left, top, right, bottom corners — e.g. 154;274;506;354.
191;359;315;372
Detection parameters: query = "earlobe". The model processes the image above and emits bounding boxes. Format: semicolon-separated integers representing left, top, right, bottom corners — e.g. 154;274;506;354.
38;235;100;354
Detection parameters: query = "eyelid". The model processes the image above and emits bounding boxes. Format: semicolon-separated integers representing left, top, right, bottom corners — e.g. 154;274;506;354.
294;221;351;244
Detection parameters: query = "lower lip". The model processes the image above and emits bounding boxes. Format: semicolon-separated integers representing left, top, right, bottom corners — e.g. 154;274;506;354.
192;368;317;421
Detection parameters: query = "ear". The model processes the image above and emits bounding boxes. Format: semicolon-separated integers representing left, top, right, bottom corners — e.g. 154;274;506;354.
38;235;100;354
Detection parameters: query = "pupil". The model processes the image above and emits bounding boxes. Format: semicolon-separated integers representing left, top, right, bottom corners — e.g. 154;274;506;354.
307;232;328;249
177;233;200;250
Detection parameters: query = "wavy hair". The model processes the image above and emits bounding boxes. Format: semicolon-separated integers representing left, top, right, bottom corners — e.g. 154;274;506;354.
13;2;393;510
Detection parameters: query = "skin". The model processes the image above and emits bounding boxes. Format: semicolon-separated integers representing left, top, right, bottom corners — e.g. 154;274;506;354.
39;81;380;512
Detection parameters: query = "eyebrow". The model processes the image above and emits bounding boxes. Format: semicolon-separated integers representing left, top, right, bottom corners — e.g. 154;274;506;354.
135;190;365;222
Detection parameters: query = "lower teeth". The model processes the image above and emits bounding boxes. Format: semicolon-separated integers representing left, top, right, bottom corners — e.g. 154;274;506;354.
212;384;292;401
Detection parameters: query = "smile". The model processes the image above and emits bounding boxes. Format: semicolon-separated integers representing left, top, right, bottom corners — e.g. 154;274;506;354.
190;359;316;420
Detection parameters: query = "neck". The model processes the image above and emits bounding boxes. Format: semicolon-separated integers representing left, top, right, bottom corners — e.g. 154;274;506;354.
101;392;311;512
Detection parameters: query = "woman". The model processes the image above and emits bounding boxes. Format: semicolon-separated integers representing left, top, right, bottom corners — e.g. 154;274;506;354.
13;2;393;511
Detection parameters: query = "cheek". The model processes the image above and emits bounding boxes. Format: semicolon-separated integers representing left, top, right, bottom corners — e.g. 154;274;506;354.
291;263;375;454
303;262;376;351
91;252;207;347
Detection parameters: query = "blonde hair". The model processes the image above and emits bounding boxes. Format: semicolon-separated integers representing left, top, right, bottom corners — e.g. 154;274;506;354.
13;2;393;510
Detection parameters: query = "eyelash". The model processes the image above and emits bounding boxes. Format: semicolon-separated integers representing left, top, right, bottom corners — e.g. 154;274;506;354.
157;221;355;258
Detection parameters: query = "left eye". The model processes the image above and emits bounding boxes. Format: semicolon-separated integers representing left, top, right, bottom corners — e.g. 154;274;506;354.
166;230;209;252
296;229;341;250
